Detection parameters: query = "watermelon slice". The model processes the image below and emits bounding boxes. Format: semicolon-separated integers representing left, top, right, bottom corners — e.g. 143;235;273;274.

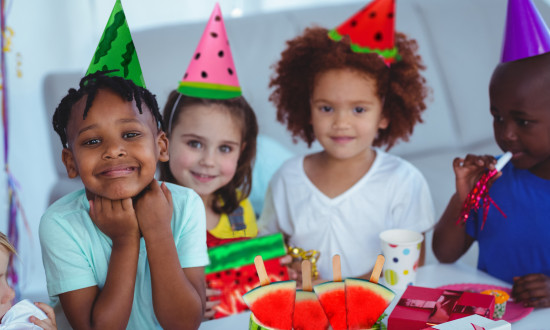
249;313;274;330
328;0;400;65
345;278;395;329
313;281;347;330
242;281;296;330
293;290;329;330
178;3;241;99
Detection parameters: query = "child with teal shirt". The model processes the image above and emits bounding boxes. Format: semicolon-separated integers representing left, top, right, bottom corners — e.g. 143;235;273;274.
39;2;207;328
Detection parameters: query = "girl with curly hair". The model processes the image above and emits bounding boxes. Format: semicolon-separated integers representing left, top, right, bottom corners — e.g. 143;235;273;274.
259;1;435;284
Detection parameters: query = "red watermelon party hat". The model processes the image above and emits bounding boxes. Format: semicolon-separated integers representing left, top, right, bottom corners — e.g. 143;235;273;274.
178;3;241;99
86;0;145;88
501;0;550;63
328;0;400;66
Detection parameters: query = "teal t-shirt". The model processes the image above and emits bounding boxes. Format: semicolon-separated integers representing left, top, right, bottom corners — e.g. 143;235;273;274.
39;182;208;329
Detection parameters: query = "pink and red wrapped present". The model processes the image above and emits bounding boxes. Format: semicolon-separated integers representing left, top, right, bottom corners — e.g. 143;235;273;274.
388;286;495;329
205;233;289;319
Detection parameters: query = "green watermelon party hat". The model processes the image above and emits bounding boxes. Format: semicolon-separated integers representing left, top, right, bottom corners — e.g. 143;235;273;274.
178;3;241;99
86;0;145;88
328;0;400;66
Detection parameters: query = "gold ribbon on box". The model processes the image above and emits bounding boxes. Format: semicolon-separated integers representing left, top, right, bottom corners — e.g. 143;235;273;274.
287;246;320;280
398;290;492;325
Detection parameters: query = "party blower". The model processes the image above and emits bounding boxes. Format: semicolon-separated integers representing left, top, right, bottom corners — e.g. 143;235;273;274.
243;256;296;330
458;151;513;229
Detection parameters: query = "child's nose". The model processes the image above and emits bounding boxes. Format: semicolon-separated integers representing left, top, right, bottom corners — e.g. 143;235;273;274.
199;149;216;167
501;121;518;142
102;142;127;159
332;111;351;129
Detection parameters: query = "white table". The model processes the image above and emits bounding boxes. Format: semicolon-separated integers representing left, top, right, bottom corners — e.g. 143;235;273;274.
199;262;550;329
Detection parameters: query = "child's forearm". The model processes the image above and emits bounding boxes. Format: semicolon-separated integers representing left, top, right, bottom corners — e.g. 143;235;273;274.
60;236;139;330
144;228;204;330
432;194;474;263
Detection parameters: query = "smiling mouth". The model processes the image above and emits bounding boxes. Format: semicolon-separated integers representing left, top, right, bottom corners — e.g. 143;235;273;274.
331;136;354;143
191;171;216;182
100;166;137;177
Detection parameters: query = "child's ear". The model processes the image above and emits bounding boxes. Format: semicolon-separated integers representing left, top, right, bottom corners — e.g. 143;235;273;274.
240;142;247;154
378;116;390;130
61;148;79;179
157;131;170;162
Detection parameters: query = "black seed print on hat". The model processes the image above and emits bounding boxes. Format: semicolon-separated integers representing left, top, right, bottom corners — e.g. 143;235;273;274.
215;15;221;21
388;12;394;19
195;53;200;60
201;71;208;78
350;20;357;27
210;32;218;38
375;32;383;41
369;11;376;18
228;68;233;75
184;73;188;79
218;50;224;57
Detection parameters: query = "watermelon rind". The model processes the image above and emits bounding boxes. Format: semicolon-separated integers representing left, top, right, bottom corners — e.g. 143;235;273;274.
242;280;296;305
178;81;242;100
327;29;402;63
250;313;275;330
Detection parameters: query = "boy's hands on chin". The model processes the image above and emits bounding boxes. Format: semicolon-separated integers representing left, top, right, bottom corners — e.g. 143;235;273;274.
89;195;140;242
133;180;174;238
513;274;550;308
453;154;501;202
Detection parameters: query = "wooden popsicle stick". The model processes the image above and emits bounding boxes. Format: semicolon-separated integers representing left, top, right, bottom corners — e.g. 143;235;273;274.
254;255;270;286
333;254;342;282
369;254;385;284
302;260;313;292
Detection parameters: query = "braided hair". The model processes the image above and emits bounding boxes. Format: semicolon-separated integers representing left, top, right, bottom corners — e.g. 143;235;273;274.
52;71;163;148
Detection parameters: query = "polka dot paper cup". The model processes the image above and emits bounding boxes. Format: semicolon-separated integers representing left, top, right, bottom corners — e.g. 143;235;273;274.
379;229;423;291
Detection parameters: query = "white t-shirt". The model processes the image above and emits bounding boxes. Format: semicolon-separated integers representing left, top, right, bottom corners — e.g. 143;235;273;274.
258;150;435;279
0;300;47;329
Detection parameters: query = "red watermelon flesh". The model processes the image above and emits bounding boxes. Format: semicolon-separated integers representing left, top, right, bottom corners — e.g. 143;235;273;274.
345;278;395;329
313;281;347;330
293;290;329;330
242;281;296;330
333;0;395;50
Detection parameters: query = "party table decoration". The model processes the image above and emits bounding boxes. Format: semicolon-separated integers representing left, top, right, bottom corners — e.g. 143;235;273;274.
422;314;511;330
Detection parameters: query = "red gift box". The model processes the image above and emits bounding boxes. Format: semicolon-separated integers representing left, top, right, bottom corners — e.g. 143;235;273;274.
388;286;495;330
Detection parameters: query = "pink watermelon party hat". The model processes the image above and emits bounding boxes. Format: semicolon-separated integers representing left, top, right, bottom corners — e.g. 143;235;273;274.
178;3;241;99
501;0;550;63
328;0;400;66
87;0;145;88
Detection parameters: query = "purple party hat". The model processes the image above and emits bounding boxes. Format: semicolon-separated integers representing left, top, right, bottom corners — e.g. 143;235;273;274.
502;0;550;63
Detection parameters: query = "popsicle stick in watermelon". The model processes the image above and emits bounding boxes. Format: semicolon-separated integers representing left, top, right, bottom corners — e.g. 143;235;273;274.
293;260;329;330
313;254;347;330
345;255;396;330
242;256;296;330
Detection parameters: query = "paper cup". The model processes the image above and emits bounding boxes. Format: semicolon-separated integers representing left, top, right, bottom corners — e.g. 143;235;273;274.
379;229;423;291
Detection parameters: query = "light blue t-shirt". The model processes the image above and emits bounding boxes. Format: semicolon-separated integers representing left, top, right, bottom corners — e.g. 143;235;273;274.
39;182;209;329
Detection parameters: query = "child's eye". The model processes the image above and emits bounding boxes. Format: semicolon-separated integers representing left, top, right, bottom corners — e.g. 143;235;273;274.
83;138;101;146
188;140;202;149
320;105;333;113
123;132;140;139
353;107;365;113
517;119;531;127
219;145;233;153
492;114;503;122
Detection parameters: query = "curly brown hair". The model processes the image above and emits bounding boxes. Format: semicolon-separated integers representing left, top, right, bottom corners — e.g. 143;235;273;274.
269;26;429;150
159;91;258;215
